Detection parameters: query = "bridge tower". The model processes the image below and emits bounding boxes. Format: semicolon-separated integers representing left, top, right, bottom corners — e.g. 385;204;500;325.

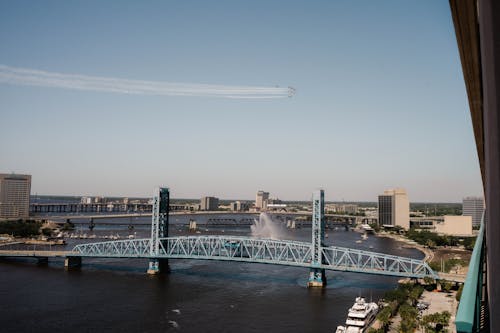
308;189;326;287
147;187;170;275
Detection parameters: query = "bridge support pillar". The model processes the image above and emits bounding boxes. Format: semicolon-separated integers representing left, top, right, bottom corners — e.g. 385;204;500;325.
147;258;169;275
148;187;170;275
308;268;326;287
64;256;81;270
308;190;326;288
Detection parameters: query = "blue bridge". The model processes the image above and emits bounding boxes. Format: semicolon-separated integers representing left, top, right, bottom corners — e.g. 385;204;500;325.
71;235;436;279
70;188;438;286
1;188;438;286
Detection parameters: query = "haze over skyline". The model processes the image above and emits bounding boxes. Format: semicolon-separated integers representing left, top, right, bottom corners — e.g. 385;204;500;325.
0;1;483;202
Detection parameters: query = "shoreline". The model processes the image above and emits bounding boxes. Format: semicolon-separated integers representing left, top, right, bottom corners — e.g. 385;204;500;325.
373;231;434;262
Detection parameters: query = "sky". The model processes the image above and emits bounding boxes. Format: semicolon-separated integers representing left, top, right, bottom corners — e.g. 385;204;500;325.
0;0;483;202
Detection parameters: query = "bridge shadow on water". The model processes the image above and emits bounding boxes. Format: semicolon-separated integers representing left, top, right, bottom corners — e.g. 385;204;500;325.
1;255;400;291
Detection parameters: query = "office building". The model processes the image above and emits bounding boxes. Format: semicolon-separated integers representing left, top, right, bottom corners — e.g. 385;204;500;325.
378;188;409;229
255;190;269;210
230;201;248;212
0;173;31;219
200;196;219;211
462;196;485;226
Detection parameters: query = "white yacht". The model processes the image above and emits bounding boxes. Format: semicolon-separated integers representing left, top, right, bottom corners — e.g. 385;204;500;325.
343;297;378;333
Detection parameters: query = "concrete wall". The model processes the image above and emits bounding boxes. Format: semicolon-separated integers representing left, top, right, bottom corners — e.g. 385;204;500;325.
435;215;473;236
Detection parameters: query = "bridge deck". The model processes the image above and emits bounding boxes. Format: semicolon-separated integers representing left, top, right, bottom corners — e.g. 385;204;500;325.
72;236;439;279
0;250;73;257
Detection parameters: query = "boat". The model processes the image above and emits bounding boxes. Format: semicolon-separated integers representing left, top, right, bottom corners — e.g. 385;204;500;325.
360;224;375;234
342;297;378;333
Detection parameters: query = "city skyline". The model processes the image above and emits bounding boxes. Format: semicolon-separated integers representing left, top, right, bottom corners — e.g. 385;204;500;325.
0;1;483;202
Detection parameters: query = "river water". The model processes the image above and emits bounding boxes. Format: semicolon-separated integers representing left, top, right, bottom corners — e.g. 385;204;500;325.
0;214;422;332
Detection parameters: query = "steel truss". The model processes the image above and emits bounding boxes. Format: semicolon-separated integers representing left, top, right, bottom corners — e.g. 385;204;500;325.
72;236;437;279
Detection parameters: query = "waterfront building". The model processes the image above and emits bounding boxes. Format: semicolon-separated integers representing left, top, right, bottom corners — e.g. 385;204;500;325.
81;196;92;204
462;196;485;226
410;215;473;236
200;196;219;211
0;173;31;219
255;190;269;210
329;203;358;214
377;188;409;229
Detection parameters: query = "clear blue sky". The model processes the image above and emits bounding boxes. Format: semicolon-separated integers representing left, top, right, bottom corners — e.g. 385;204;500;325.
0;0;483;202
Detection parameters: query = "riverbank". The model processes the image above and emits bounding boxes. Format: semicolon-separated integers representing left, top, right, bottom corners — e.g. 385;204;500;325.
367;230;466;332
375;231;434;262
373;230;471;277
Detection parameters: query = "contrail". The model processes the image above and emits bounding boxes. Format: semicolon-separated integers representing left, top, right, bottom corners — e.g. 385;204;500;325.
0;64;295;99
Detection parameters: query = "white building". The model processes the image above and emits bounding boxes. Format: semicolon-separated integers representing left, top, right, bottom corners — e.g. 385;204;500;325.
81;196;92;204
410;215;473;236
378;188;409;229
463;196;485;226
230;201;248;212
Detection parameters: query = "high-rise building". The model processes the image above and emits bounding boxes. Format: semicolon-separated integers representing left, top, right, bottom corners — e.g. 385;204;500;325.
230;201;248;212
0;173;31;219
200;196;219;211
463;196;485;226
378;188;409;229
255;191;269;210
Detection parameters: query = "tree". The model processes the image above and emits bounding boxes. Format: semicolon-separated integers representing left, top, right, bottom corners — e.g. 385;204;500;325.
422;311;451;332
0;220;41;237
376;307;392;332
41;227;52;236
399;303;418;333
440;280;453;293
426;239;436;249
423;276;436;291
384;288;407;305
408;285;424;306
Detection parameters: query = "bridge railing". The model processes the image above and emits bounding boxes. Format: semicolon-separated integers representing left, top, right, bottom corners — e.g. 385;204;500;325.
72;238;151;257
157;236;313;267
455;217;487;333
320;246;437;279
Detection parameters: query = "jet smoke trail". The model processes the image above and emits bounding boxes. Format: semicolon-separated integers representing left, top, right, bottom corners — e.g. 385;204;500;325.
0;65;294;99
